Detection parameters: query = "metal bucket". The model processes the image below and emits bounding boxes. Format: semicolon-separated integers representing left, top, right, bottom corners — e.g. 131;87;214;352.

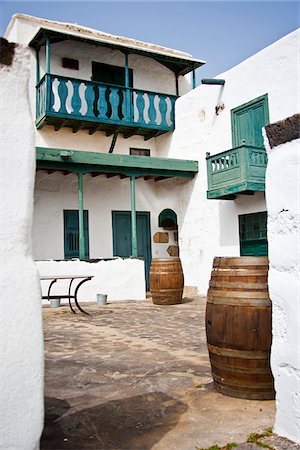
97;294;107;305
50;298;61;308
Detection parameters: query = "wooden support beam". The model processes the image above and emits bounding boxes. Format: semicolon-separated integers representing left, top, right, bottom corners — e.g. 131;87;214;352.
130;175;138;257
47;169;56;174
154;176;170;182
78;173;85;260
72;124;84;133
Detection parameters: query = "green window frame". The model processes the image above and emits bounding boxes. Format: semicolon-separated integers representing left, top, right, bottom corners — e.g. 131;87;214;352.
239;211;268;256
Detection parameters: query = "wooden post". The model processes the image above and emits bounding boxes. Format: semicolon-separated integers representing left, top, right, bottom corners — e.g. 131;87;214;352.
45;36;51;74
124;52;130;120
78;172;85;260
175;74;179;96
192;67;196;89
36;48;40;83
130;175;138;257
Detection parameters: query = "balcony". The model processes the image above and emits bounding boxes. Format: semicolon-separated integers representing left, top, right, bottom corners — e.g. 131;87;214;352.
36;74;177;140
206;144;267;200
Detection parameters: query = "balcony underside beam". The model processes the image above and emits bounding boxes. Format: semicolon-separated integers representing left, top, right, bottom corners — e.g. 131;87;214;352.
37;115;172;141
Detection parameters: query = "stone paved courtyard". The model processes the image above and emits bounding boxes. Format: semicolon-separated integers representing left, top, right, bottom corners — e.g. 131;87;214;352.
40;296;297;450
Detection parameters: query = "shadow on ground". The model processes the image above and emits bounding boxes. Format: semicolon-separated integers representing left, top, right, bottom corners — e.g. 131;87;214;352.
41;392;188;449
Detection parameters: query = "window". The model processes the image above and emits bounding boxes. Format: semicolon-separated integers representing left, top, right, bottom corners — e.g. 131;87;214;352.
239;211;268;256
91;61;133;87
231;94;269;148
62;58;79;70
64;210;89;259
91;62;133;120
130;148;150;157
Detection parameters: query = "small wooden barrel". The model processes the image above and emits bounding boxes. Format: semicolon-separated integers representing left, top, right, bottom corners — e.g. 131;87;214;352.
150;257;184;305
206;256;275;400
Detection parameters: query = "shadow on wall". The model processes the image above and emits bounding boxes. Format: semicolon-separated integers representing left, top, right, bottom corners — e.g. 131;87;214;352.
41;393;188;449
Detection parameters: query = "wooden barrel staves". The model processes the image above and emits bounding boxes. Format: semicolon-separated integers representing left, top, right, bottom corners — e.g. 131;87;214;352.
205;256;275;400
150;257;184;305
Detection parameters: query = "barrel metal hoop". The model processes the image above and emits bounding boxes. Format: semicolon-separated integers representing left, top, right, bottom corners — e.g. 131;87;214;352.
212;374;274;389
210;360;271;375
207;344;270;360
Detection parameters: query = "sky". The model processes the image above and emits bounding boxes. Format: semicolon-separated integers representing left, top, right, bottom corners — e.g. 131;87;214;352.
0;1;299;81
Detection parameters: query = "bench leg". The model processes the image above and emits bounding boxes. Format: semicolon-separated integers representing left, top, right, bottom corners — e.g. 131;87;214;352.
73;278;91;316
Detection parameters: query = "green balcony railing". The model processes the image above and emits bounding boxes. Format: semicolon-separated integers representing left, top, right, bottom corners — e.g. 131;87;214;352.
36;74;177;139
206;144;268;199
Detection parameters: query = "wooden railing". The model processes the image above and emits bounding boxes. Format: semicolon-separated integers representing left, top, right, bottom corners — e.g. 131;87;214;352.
206;144;268;199
36;74;177;132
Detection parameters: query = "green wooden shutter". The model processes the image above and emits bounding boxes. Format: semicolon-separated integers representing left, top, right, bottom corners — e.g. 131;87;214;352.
64;210;89;259
231;94;269;147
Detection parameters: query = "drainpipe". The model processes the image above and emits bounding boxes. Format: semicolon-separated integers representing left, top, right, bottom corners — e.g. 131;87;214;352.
78;172;86;260
130;175;138;257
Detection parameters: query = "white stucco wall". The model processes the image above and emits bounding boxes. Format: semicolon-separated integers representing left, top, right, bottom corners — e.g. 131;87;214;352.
37;258;146;302
0;44;44;450
33;170;183;262
264;133;300;444
166;28;299;293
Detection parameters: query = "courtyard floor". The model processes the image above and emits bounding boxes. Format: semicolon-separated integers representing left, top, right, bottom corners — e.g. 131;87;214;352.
41;296;296;450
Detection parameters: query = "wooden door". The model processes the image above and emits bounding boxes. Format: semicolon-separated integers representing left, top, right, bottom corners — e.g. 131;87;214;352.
112;211;152;289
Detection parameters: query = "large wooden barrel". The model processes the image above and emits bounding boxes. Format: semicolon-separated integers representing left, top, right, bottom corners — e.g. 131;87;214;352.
206;256;275;400
150;258;184;305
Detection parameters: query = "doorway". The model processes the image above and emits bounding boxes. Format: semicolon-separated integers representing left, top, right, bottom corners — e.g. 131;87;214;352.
112;211;152;289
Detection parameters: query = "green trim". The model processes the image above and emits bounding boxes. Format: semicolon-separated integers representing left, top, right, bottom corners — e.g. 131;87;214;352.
201;79;225;85
130;176;138;257
77;173;85;260
207;181;266;200
36;147;198;178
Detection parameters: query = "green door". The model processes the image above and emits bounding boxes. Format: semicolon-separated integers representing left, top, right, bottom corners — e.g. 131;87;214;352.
112;211;152;289
64;210;89;259
231;94;269;147
239;211;268;256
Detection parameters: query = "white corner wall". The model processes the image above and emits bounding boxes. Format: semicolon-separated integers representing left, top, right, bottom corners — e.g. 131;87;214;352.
166;29;299;294
265;133;300;444
0;43;44;450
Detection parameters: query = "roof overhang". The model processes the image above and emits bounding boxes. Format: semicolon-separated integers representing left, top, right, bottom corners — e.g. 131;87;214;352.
29;28;205;77
36;147;198;180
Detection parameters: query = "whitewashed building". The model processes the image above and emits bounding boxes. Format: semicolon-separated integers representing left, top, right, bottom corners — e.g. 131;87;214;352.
3;15;299;301
1;13;299;449
4;14;205;300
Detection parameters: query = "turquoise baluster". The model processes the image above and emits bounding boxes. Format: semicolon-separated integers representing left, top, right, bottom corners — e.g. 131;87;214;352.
97;85;108;119
147;93;156;125
85;82;95;118
169;96;176;127
109;87;120;121
158;94;168;128
71;80;81;116
136;91;145;124
57;77;68;115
